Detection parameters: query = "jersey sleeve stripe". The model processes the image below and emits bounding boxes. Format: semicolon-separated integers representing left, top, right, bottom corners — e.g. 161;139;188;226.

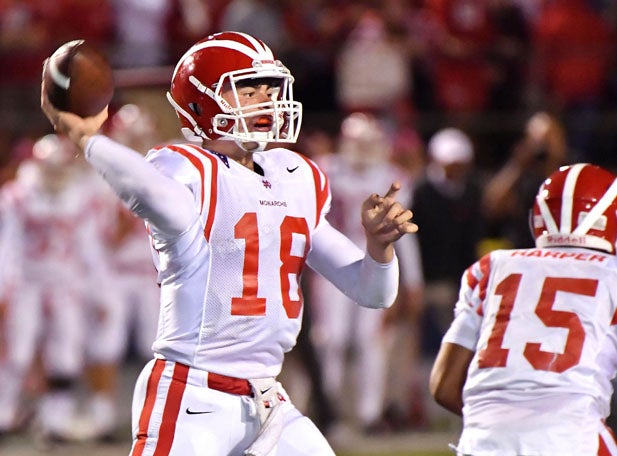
132;359;165;456
297;154;330;227
465;266;480;293
611;307;617;326
166;145;206;208
477;254;491;303
183;144;219;240
166;144;219;241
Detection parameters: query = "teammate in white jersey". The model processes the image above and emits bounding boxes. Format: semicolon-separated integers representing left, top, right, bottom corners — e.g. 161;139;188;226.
0;135;112;440
430;163;617;455
41;31;417;456
309;112;423;433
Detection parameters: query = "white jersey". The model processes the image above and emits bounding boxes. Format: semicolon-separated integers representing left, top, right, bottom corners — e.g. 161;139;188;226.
84;136;399;380
444;247;617;455
146;143;330;378
1;161;108;286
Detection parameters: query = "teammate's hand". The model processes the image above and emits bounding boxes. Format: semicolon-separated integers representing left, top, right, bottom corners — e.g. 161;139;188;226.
361;182;417;263
40;63;108;151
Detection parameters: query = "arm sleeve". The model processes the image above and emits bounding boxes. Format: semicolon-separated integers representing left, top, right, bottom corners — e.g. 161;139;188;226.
306;220;399;309
84;135;196;235
442;308;481;351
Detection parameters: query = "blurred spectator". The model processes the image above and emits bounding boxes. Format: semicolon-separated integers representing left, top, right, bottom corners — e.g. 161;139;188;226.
110;0;210;68
220;0;290;53
279;0;350;112
482;111;568;249
0;1;55;135
52;0;114;48
335;9;412;119
382;0;442;112
530;0;615;164
309;113;423;435
486;0;531;111
410;127;485;359
110;0;174;68
427;0;495;113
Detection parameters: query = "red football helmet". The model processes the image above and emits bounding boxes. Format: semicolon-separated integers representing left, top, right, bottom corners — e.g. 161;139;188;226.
166;31;302;149
531;163;617;254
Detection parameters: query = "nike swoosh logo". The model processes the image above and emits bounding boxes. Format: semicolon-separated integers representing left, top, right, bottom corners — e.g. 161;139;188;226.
260;387;272;395
286;166;299;173
185;407;213;415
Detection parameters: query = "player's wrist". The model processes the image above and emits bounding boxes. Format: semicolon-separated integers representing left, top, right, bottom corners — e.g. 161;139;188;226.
77;134;92;152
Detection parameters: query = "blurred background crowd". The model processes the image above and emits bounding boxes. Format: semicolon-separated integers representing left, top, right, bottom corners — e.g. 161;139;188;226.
1;0;617;450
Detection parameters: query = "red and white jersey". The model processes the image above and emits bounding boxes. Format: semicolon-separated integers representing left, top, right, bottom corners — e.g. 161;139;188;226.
85;136;400;380
0;160;109;289
444;247;617;455
144;144;331;378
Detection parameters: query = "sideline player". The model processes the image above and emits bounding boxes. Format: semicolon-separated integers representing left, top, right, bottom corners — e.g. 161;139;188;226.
309;112;423;433
0;135;112;441
41;31;417;455
430;163;617;455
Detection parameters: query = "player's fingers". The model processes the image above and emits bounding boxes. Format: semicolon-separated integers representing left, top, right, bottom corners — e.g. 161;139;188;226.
393;208;414;225
362;193;383;212
396;221;419;235
383;182;401;199
394;209;418;233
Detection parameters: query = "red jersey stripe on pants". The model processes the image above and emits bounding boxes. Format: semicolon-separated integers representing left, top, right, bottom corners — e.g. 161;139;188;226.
130;359;258;456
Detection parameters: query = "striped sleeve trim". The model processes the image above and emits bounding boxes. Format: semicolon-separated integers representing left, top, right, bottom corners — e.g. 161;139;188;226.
297;154;330;227
166;144;219;241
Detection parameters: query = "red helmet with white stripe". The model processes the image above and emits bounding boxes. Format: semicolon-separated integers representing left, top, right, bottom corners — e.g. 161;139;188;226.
166;31;302;149
532;163;617;254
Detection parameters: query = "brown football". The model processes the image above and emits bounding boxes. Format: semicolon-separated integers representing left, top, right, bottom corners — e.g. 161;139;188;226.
43;40;114;117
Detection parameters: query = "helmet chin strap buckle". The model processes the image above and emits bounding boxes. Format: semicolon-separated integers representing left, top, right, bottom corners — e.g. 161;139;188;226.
180;127;203;143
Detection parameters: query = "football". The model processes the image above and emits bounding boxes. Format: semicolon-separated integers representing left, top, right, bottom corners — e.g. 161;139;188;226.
43;39;114;117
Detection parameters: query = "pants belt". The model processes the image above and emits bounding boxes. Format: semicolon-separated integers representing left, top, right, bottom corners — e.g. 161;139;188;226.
158;358;253;396
207;371;252;396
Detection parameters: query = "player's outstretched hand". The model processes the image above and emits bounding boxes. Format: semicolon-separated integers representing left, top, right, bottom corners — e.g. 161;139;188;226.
361;182;417;263
40;61;108;151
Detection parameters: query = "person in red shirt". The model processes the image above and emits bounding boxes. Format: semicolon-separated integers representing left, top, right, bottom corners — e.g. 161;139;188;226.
531;0;615;164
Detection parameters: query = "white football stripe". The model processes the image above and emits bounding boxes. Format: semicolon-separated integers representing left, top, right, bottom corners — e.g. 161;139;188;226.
49;58;70;90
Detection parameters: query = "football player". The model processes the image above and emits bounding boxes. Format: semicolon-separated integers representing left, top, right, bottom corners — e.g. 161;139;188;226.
430;163;617;455
0;135;112;441
308;112;424;433
41;31;417;455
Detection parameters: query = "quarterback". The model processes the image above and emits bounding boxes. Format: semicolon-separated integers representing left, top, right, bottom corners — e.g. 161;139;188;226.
42;31;416;455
